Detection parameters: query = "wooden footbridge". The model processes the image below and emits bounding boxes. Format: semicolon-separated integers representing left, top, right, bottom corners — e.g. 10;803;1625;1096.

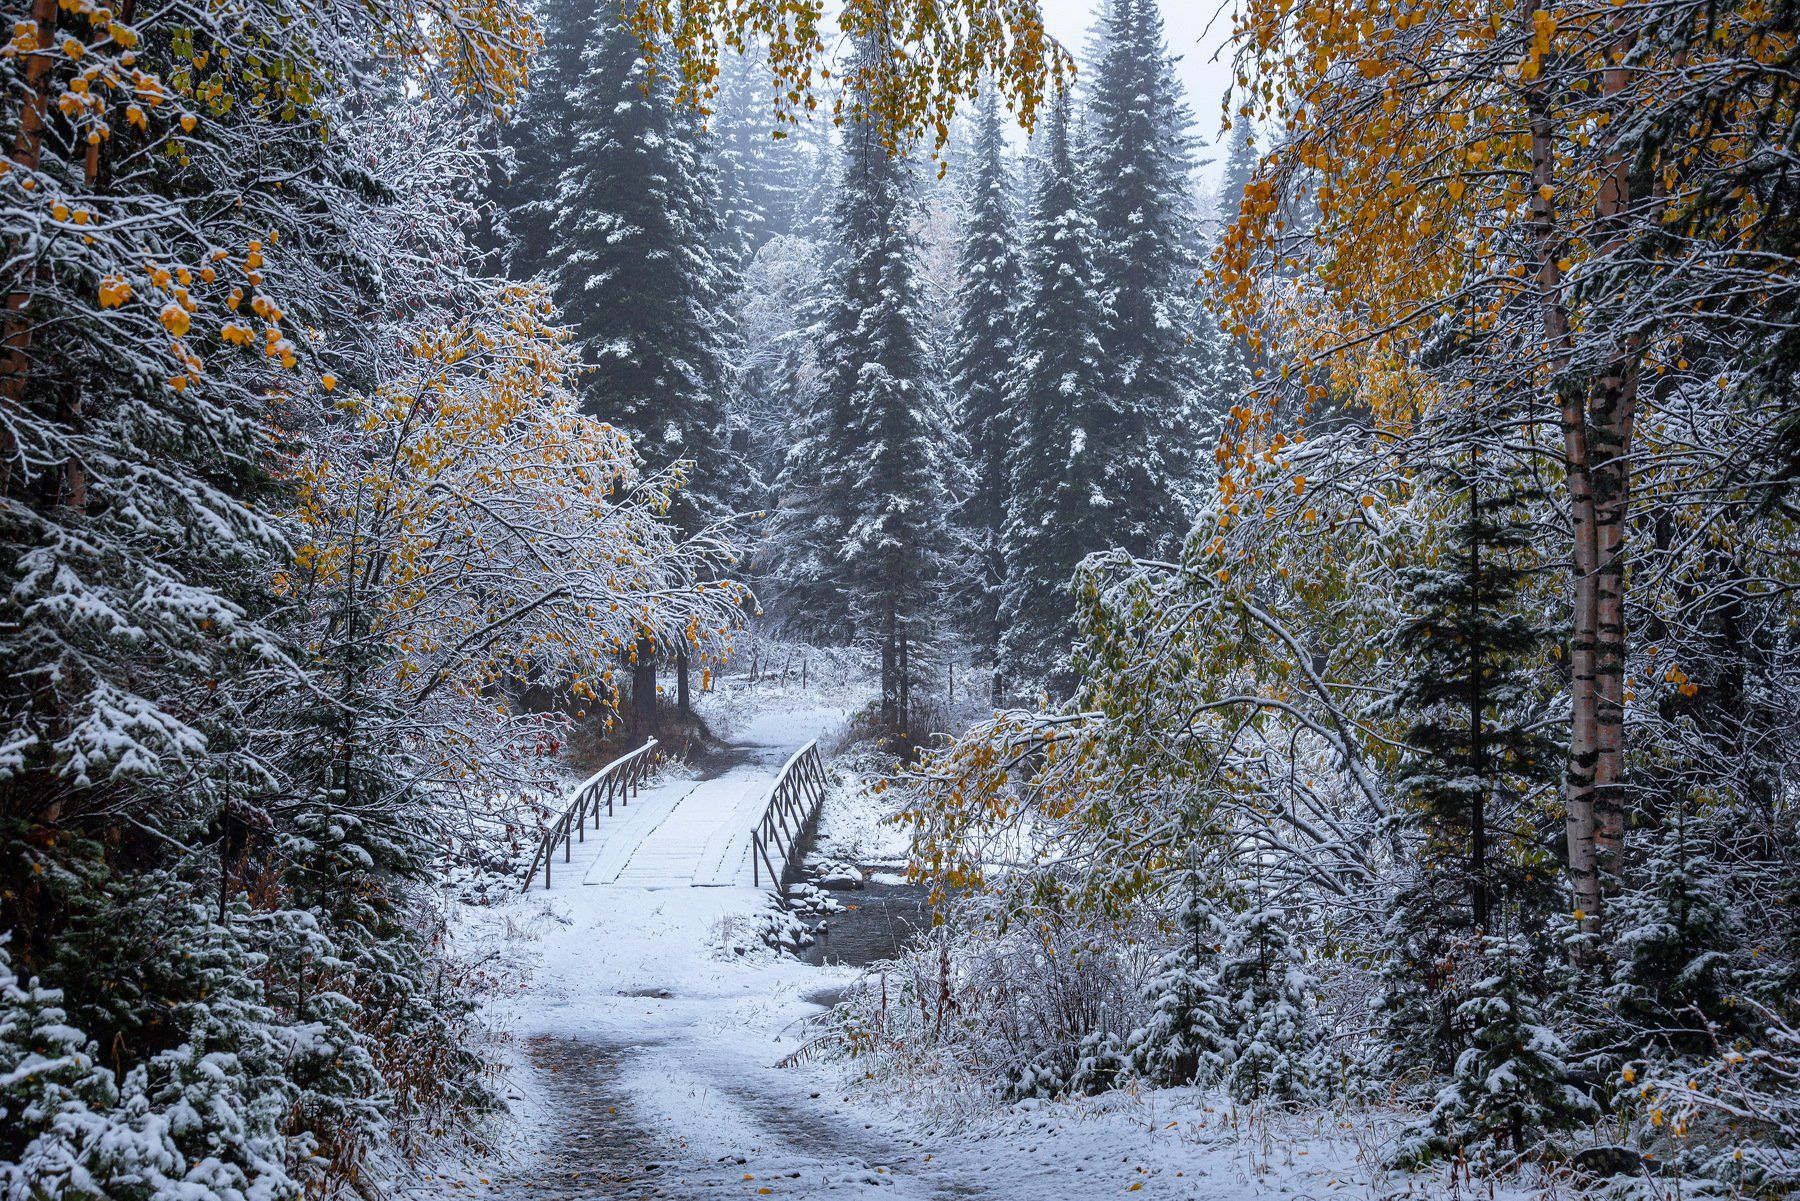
521;736;830;906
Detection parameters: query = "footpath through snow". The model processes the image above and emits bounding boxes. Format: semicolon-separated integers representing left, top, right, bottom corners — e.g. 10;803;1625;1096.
430;698;1529;1201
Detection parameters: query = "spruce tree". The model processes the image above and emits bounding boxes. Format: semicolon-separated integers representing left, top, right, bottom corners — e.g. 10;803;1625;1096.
1217;891;1323;1105
1372;871;1479;1084
548;4;734;531
489;0;591;277
1213;115;1259;235
1399;934;1596;1166
997;94;1113;697
1130;869;1232;1087
770;38;951;740
1606;814;1744;1055
1079;0;1209;555
1388;443;1556;934
709;51;808;270
950;91;1022;699
1375;441;1556;1083
1209;117;1260;406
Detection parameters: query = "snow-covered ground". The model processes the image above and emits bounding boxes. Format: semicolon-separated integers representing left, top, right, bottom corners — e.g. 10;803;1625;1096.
808;753;912;872
427;693;1544;1201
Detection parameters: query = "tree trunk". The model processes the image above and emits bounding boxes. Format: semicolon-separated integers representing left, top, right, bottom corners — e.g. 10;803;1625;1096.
1585;33;1640;905
897;621;911;751
1525;2;1603;939
880;603;898;734
632;634;657;743
1467;457;1490;934
0;0;64;497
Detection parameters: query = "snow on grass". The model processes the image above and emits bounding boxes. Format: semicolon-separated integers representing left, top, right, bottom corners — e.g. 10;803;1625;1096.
694;640;876;747
811;746;913;870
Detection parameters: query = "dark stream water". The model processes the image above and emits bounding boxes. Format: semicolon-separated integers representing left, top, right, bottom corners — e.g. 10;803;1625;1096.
798;878;932;969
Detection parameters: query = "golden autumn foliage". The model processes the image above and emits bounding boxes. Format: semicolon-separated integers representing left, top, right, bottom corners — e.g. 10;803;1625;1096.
1214;0;1797;401
288;282;750;786
623;0;1073;154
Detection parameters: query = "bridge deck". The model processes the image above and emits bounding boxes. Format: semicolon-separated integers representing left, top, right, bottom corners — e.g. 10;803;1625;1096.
534;706;848;895
576;765;770;889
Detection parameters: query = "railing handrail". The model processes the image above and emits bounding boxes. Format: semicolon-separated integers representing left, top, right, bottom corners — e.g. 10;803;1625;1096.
569;737;659;798
750;739;827;903
767;741;816;798
521;737;660;892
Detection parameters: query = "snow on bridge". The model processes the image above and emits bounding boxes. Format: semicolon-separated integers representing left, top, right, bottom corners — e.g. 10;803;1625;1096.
529;705;844;894
578;761;773;888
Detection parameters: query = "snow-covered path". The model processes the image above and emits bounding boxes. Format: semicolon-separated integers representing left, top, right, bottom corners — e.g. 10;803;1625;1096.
438;700;1416;1201
455;702;941;1199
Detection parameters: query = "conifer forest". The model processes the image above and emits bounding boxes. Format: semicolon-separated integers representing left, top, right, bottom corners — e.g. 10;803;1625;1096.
2;0;1798;1197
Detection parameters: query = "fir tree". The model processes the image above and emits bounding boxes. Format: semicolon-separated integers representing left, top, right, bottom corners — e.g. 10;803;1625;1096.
1375;441;1556;1083
489;0;592;278
1217;892;1323;1105
1130;870;1231;1087
1606;814;1745;1056
1069;1028;1132;1095
997;94;1113;697
950;90;1022;698
1371;871;1480;1085
1399;934;1597;1166
1079;0;1209;555
548;3;735;530
709;50;809;270
1209;116;1260;406
1387;442;1555;934
770;38;951;740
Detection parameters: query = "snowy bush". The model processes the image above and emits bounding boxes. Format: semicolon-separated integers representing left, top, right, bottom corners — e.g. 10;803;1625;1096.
1217;896;1327;1106
1128;876;1230;1088
830;909;1148;1102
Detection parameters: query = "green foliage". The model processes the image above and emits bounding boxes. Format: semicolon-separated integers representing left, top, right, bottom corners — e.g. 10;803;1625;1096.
1398;934;1596;1167
1217;894;1324;1105
1129;871;1231;1087
546;5;737;531
1606;817;1745;1056
997;95;1112;697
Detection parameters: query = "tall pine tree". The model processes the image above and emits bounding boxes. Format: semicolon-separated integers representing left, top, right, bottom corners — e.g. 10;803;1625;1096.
950;91;1022;699
770;38;951;740
1079;0;1209;555
997;93;1114;697
548;3;734;532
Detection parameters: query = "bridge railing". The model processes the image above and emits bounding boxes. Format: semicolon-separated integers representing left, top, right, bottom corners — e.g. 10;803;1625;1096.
751;740;827;900
521;738;659;891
